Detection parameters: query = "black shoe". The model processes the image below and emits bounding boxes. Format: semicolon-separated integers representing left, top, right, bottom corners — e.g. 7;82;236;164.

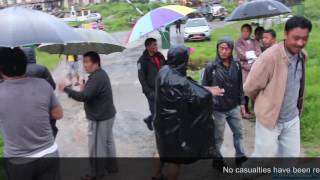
235;156;248;167
212;159;227;173
144;117;153;131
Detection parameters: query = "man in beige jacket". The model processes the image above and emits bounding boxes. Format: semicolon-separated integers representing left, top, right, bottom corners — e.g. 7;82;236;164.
244;16;312;157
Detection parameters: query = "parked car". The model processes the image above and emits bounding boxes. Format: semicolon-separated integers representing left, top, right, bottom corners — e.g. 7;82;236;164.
85;13;102;22
184;18;211;42
208;4;227;21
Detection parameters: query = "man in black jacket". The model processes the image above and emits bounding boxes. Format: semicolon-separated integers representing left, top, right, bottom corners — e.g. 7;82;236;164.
138;38;165;131
202;36;247;170
58;51;117;180
22;46;58;138
23;47;56;89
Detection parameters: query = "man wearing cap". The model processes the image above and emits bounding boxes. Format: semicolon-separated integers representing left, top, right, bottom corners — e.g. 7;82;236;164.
202;36;247;170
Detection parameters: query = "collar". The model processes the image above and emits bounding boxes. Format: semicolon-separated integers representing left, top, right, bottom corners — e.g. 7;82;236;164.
284;44;302;64
215;57;233;67
89;68;101;77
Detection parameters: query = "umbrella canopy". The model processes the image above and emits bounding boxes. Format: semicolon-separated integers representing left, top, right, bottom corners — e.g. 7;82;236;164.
0;7;83;48
39;28;125;55
127;5;195;43
226;0;291;21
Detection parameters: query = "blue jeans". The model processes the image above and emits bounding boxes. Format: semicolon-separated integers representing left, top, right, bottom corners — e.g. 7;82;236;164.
213;106;245;158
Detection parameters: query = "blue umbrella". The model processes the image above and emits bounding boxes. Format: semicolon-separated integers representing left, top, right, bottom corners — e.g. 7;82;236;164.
0;7;82;48
226;0;291;21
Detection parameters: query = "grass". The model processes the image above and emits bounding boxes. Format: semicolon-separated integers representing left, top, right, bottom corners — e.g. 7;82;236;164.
88;2;167;32
186;22;244;67
221;0;238;14
36;50;61;71
0;138;2;156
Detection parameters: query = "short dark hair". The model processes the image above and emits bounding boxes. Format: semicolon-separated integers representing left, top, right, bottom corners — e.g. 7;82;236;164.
144;38;157;48
83;51;101;67
264;29;277;38
285;16;312;33
241;24;252;32
254;26;265;35
0;47;27;77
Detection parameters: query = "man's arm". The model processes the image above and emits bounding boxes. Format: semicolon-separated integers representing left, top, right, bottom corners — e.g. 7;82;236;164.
64;75;99;102
201;63;212;87
51;106;63;120
43;67;56;90
202;63;225;96
237;62;246;105
235;40;247;60
137;60;153;97
49;90;63;120
243;55;272;100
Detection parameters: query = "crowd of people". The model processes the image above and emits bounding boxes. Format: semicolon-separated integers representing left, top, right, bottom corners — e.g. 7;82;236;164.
137;16;312;180
0;15;312;180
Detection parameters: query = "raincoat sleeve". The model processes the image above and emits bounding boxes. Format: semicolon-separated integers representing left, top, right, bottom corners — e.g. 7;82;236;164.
64;75;99;102
43;67;56;90
137;60;153;97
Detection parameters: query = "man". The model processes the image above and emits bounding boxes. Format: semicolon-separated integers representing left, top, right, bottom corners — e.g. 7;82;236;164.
175;20;182;34
154;45;215;180
22;46;59;138
236;24;262;119
58;52;117;179
262;29;277;52
66;54;80;86
244;16;312;157
0;47;63;180
202;37;247;170
138;38;165;131
254;26;265;51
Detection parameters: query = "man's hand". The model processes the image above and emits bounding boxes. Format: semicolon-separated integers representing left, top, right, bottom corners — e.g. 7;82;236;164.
58;79;67;92
240;105;246;116
80;79;85;91
206;86;225;96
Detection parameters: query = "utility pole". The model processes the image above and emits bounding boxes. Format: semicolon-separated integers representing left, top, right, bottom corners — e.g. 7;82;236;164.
126;0;143;15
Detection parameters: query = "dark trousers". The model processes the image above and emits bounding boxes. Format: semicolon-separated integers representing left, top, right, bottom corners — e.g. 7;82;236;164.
5;152;60;180
145;94;155;122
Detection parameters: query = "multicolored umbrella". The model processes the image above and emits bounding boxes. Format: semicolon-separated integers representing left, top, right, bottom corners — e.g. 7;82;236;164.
127;5;195;43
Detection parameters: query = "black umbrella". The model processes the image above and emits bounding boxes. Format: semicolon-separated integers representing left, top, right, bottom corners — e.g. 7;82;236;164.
226;0;291;21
